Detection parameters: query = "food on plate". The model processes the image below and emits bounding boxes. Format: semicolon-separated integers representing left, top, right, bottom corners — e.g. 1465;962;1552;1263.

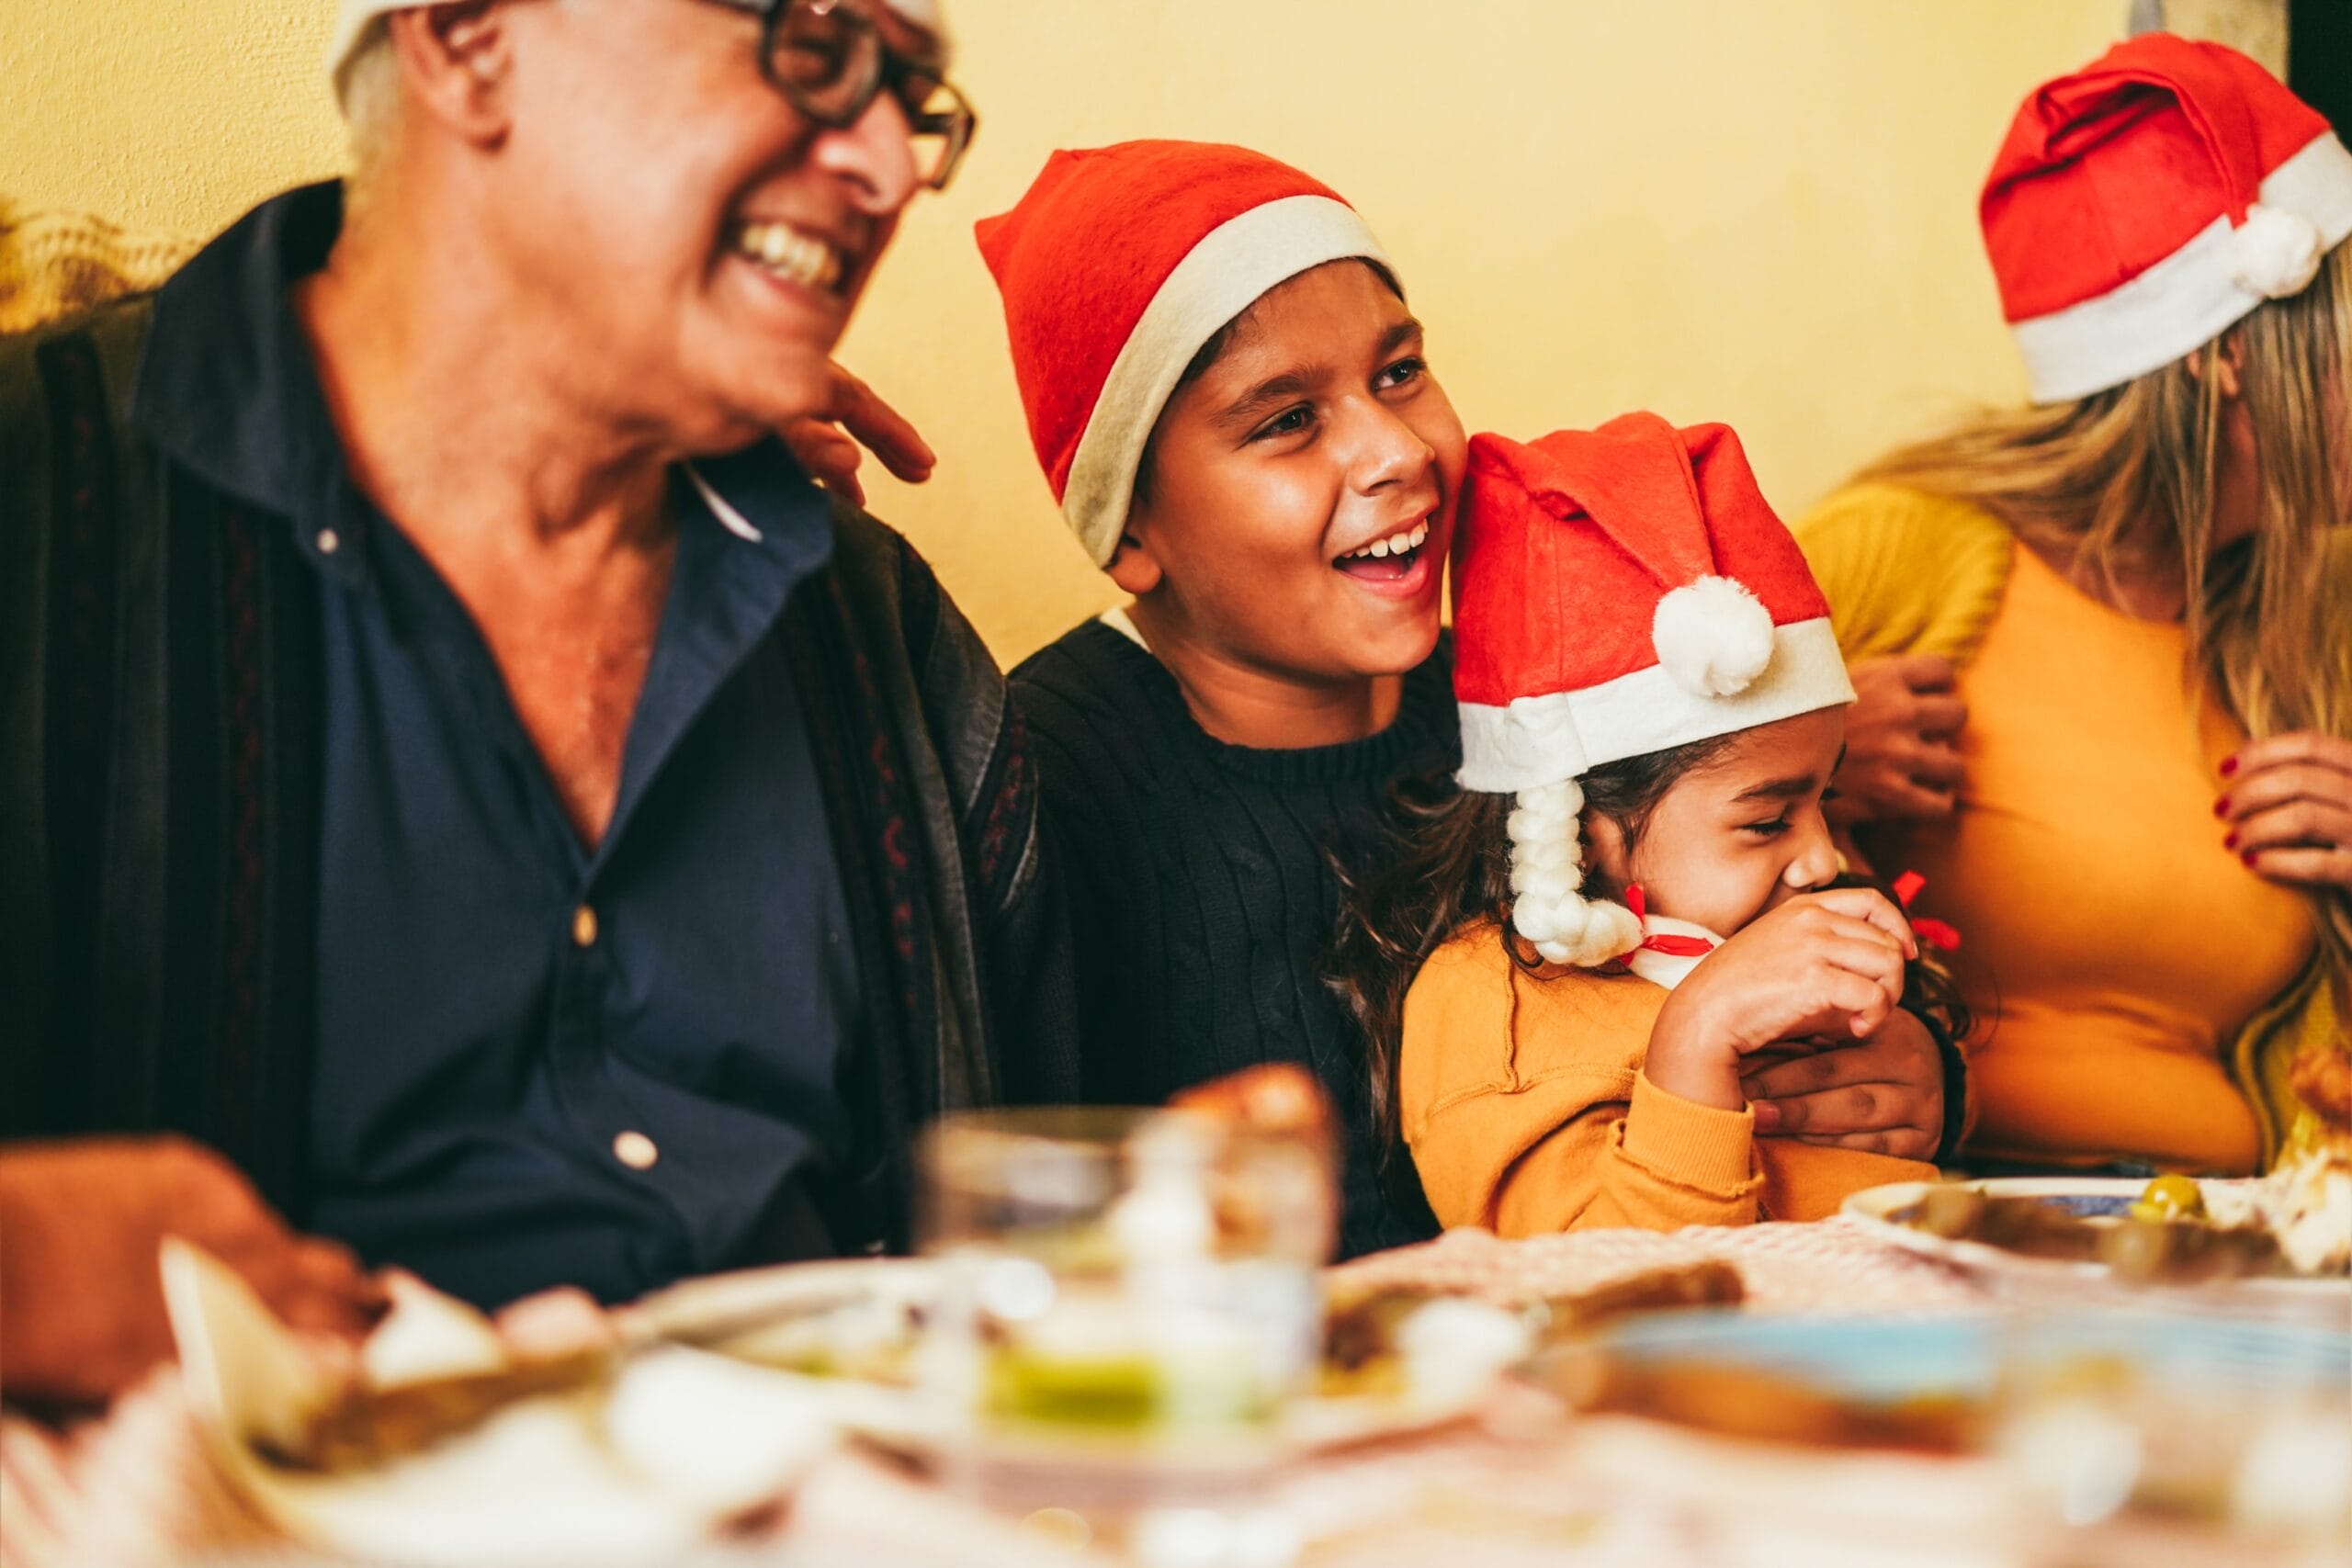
1904;1180;2335;1283
1319;1263;1744;1399
1551;1352;1983;1454
2257;1046;2352;1276
268;1351;613;1472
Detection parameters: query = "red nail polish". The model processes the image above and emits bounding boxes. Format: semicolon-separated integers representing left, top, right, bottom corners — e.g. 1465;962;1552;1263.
2220;756;2239;778
2241;850;2258;867
2223;831;2238;850
2212;796;2230;818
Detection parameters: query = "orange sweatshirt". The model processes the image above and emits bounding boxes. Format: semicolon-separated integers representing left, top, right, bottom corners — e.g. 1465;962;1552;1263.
1398;924;1938;1235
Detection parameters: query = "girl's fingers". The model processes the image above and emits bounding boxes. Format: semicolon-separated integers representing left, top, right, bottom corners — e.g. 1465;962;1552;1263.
2243;843;2352;890
1806;890;1917;959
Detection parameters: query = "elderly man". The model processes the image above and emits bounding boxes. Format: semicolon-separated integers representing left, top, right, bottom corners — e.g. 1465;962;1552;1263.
0;0;1075;1405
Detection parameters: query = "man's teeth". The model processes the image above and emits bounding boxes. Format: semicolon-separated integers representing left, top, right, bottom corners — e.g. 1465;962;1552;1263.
1340;520;1432;561
735;222;844;292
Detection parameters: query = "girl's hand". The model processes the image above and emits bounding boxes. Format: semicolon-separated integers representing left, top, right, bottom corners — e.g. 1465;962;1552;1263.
1742;1009;1944;1160
1646;889;1917;1112
2220;733;2352;892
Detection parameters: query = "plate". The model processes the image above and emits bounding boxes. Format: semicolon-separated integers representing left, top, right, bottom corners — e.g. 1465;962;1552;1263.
1547;1311;2351;1554
163;1243;842;1568
1841;1179;2352;1322
636;1256;1514;1456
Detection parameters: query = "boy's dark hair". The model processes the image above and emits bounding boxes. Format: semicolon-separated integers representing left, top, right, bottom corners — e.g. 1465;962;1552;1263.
1328;739;1970;1204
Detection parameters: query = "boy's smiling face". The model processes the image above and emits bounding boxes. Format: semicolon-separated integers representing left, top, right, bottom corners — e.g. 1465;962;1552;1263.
1108;261;1468;686
1588;707;1849;939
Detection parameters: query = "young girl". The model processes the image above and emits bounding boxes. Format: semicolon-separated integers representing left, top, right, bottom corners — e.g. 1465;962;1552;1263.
1338;414;1955;1235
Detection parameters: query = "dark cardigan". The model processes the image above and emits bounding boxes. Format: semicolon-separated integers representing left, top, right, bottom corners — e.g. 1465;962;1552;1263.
0;297;1080;1255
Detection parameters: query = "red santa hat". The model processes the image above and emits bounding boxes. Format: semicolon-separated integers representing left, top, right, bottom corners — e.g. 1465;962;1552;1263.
976;141;1390;565
1450;415;1855;967
1984;33;2352;404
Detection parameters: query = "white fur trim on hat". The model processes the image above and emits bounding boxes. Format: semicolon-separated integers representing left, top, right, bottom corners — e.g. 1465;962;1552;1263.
1652;575;1776;698
2012;130;2352;403
1060;195;1388;566
1457;617;1854;795
1506;780;1644;968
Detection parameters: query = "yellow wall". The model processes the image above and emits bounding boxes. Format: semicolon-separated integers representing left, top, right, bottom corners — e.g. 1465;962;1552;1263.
6;0;2136;662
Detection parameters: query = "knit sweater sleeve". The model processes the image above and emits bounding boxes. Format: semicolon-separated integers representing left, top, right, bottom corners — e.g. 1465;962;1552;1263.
1790;484;2015;668
1397;931;1763;1235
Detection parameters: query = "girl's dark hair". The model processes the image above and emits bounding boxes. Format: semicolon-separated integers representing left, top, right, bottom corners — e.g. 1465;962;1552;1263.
1329;734;1737;1192
1329;733;1973;1198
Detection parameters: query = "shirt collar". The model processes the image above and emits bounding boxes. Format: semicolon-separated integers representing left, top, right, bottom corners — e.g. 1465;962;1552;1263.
130;181;837;588
132;181;364;582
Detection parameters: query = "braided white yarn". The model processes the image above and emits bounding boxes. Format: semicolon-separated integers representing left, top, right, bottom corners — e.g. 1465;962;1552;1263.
1506;780;1644;967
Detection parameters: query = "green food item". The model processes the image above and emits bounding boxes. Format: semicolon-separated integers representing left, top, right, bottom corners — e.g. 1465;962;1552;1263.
2129;1174;2207;1223
982;1347;1267;1432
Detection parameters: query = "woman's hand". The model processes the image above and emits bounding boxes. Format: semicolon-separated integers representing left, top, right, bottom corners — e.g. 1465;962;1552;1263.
1647;890;1917;1111
0;1137;388;1407
1741;1009;1945;1160
2219;733;2352;891
1826;656;1968;827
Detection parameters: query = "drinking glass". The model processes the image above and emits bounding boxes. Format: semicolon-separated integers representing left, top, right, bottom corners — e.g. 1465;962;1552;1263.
916;1106;1333;1555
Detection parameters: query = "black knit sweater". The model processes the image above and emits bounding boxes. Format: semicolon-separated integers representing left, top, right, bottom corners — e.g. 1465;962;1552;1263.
1011;619;1459;1257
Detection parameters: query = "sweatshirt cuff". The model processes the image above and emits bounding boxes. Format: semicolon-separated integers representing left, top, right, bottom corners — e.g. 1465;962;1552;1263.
1618;1071;1764;1200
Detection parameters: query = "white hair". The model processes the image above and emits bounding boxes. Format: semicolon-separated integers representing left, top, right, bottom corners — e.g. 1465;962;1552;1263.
1506;779;1643;967
340;21;402;214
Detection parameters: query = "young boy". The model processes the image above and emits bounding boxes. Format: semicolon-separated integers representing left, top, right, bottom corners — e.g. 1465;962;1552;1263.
979;141;1466;1254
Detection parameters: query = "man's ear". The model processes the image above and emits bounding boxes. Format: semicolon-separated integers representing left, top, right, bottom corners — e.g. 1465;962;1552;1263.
1105;530;1164;595
385;2;516;147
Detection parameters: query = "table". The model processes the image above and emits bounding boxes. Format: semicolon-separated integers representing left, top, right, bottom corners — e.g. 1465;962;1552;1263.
0;1218;2031;1568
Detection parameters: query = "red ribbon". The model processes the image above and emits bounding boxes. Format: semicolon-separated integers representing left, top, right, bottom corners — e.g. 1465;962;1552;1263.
1891;870;1962;953
1623;884;1716;957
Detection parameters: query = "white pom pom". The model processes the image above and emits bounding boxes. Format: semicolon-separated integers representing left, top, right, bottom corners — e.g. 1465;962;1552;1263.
2230;204;2324;299
1506;781;1644;967
1651;575;1776;698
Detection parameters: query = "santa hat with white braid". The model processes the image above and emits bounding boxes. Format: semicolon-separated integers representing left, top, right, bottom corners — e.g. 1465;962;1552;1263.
1985;33;2352;404
1450;415;1854;967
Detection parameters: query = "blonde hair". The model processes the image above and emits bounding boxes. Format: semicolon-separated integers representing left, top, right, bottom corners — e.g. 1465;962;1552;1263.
1860;237;2352;1010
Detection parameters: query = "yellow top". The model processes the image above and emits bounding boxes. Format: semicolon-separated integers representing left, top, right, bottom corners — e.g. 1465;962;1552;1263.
1398;924;1937;1234
1795;486;2318;1174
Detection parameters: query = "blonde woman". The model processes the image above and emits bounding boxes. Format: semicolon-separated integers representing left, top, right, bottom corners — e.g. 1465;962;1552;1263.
1796;34;2351;1178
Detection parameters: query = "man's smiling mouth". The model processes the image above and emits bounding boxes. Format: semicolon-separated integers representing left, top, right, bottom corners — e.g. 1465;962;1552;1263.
731;220;847;294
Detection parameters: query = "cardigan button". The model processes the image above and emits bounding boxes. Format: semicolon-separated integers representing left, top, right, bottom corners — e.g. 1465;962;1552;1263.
571;905;599;948
316;528;341;556
613;1131;659;1171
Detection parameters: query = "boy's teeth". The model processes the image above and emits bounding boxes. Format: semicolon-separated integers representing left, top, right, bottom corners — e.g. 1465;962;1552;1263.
735;221;843;292
1342;519;1435;561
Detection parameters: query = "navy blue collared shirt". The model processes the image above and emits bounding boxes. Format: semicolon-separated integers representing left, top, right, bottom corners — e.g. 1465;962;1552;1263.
130;184;862;1308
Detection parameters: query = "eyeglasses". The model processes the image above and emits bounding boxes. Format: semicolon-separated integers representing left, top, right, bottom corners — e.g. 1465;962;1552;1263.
708;0;978;191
